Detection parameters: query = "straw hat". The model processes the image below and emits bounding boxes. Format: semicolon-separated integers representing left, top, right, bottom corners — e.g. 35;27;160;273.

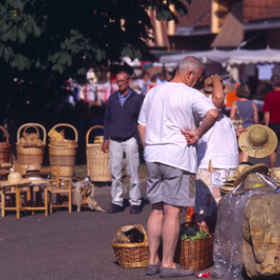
270;167;280;186
233;163;269;188
0;172;30;187
223;162;253;184
201;77;236;94
238;125;278;158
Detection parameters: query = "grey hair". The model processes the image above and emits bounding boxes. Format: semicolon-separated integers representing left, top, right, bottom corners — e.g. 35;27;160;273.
176;56;204;74
117;70;132;79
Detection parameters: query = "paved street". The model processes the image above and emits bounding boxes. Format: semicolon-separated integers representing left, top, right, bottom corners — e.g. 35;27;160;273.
0;153;278;280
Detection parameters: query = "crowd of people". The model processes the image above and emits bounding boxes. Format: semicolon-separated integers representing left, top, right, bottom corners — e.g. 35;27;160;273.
101;56;280;278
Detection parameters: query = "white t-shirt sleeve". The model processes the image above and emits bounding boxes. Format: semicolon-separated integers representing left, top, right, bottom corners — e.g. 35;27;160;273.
191;90;216;120
138;95;148;126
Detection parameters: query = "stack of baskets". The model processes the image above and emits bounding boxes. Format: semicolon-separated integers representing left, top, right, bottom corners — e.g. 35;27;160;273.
48;123;78;178
86;125;111;182
16;123;46;175
0;126;11;165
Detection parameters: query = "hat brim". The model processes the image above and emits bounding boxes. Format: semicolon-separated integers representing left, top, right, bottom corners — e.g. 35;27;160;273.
233;163;269;188
27;179;50;186
203;83;236;95
0;179;31;187
238;125;278;158
23;172;48;178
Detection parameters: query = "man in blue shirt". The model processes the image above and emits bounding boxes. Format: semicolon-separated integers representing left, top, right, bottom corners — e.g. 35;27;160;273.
102;70;144;214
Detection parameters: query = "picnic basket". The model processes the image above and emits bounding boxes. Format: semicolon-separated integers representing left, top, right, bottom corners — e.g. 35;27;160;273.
16;123;46;175
111;224;149;268
86;125;111;182
48;123;78;178
178;222;214;271
0;126;11;164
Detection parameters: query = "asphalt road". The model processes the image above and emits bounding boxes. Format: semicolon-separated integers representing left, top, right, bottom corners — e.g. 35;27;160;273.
0;153;278;280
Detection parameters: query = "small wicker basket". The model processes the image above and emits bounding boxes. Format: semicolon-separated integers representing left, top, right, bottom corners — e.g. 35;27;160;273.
48;123;78;178
86;125;111;182
178;222;214;271
16;123;46;175
111;224;149;268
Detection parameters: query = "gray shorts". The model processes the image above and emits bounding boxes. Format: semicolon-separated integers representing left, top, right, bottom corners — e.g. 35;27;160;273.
146;162;196;207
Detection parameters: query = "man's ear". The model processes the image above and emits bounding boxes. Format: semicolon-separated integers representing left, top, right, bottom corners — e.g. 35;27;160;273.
187;70;193;81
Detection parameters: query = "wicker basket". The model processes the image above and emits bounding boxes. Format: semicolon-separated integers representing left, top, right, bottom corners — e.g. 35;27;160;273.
0;126;11;164
86;125;111;182
48;123;78;178
178;222;214;271
111;224;149;268
16;123;46;175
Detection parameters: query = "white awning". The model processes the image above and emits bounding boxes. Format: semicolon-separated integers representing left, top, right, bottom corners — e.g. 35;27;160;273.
158;47;280;67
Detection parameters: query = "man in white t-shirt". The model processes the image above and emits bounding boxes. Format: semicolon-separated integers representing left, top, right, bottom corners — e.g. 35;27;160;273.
137;57;218;278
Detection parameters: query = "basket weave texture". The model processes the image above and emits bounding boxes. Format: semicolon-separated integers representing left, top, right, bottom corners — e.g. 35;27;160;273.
178;222;214;271
48;123;78;178
86;125;111;182
111;224;149;268
16;123;46;175
0;126;11;164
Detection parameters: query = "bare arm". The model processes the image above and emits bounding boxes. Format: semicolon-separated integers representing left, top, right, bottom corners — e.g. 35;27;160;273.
264;112;270;126
252;101;259;124
137;124;146;148
181;108;218;145
229;101;236;119
211;74;224;109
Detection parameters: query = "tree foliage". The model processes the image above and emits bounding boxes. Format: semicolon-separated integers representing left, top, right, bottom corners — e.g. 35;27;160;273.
0;0;191;84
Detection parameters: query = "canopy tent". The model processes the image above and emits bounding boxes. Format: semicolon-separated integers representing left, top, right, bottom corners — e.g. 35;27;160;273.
158;47;280;67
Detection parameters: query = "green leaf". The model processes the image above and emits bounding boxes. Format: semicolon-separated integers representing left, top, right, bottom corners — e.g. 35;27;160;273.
32;22;41;37
95;48;106;61
121;46;134;59
0;44;3;57
52;63;63;73
23;20;33;34
58;52;68;64
35;60;41;68
9;26;17;42
77;67;87;75
51;52;61;63
174;1;188;16
0;21;10;33
17;27;26;43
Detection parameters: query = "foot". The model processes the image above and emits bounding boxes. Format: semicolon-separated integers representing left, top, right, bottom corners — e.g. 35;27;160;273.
146;263;161;276
130;205;141;214
107;204;123;214
159;264;193;278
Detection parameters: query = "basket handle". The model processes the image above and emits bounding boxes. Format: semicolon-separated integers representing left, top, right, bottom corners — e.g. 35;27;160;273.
50;123;78;142
17;123;46;143
0;126;9;144
86;125;104;145
134;224;148;245
181;221;210;236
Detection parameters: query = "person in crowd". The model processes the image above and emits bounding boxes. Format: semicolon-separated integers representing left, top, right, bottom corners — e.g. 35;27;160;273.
137;56;218;278
182;75;239;222
230;84;259;162
148;75;158;91
156;72;167;84
102;70;144;214
262;75;280;168
137;71;151;96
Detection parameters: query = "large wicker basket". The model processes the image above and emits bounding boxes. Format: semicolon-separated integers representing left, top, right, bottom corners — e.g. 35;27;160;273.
178;222;214;271
111;224;149;268
0;126;11;164
16;123;46;175
86;125;111;182
48;123;78;178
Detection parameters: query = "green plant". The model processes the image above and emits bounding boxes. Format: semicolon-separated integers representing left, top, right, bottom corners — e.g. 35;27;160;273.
180;228;209;242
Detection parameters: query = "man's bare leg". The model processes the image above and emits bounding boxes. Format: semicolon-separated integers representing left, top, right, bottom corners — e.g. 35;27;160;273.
147;202;164;264
270;151;277;168
162;204;183;268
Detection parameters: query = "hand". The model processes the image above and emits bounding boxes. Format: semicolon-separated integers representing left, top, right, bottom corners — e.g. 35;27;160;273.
211;74;222;83
181;129;200;145
236;128;247;137
198;221;209;233
101;141;109;153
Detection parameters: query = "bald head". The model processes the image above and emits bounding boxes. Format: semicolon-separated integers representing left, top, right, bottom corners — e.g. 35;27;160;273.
172;56;204;87
177;56;204;75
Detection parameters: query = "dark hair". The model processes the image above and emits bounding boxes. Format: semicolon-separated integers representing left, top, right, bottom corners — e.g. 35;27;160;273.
270;75;280;87
236;84;251;98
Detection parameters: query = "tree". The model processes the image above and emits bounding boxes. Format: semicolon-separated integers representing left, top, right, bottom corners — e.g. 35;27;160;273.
0;0;192;85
